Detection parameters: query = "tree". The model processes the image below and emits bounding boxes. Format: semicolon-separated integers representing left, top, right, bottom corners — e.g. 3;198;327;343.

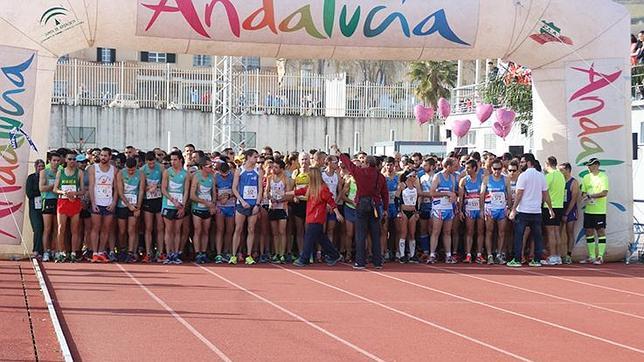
407;61;457;108
478;63;533;127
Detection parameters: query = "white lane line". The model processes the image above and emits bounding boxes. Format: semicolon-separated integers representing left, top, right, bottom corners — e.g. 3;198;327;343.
275;265;531;362
515;268;644;298
32;259;74;362
423;264;644;321
571;265;644;280
196;264;384;362
367;266;644;355
116;264;231;362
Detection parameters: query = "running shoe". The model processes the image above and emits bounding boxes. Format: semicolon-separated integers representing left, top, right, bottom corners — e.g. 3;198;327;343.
475;254;485;264
91;253;100;263
409;255;420;264
69;252;81;263
221;253;231;263
399;256;408;264
293;258;306;267
108;251;117;263
126;253;138;263
82;247;92;261
325;255;342;266
497;253;507;265
316;250;323;263
245;256;256;265
142;254;151;263
173;254;183;265
541;256;558;266
54;252;66;263
464;254;472;264
163;253;174;265
506;259;522;268
528;259;542;267
42;251;51;262
214;254;223;264
446;255;457;264
579;257;595;264
374;264;383;270
593;256;604;265
271;254;280;263
228;255;238;265
259;253;270;264
487;255;494;265
426;254;437;264
563;255;573;265
352;263;366;270
309;255;315;264
279;255;285;264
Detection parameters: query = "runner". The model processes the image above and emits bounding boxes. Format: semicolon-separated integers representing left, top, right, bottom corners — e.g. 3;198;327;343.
231;149;263;265
322;155;342;258
266;159;291;263
291;167;344;267
417;158;436;259
39;152;61;262
480;158;512;265
214;161;235;263
396;171;420;263
381;157;400;261
559;162;579;265
161;150;190;265
579;158;609;265
88;148;118;263
340;158;357;262
190;155;216;264
53;152;84;262
458;159;485;264
141;151;164;263
115;157;145;263
257;157;274;263
291;152;310;261
428;158;458;264
77;155;92;259
542;156;566;265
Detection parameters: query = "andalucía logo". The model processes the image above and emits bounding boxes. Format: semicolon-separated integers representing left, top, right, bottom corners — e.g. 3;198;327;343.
40;6;68;26
529;20;573;46
39;5;84;42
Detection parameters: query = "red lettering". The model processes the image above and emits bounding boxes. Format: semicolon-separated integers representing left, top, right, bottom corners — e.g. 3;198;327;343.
143;0;210;38
242;0;277;34
569;64;621;102
577;117;623;137
205;0;241;37
572;96;604;118
0;201;22;239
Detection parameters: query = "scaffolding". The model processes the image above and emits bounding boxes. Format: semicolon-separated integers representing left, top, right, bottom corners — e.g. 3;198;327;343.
211;56;246;152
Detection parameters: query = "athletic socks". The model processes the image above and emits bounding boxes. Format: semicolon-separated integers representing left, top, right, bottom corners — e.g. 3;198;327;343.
419;235;430;253
399;239;406;258
597;236;607;257
586;236;596;259
409;240;416;258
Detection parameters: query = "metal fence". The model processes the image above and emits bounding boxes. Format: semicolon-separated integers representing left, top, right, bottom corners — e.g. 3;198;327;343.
51;60;417;119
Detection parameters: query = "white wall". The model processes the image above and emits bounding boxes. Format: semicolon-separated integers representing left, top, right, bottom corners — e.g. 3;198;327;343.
48;105;427;153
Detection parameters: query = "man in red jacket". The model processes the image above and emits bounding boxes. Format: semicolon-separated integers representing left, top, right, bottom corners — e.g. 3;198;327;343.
333;146;389;269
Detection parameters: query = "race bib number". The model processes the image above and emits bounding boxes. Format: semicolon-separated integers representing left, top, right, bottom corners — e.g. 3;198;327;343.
97;184;112;200
402;191;417;206
146;180;161;199
440;196;451;208
218;189;234;206
34;196;42;209
490;192;506;208
170;192;183;206
243;186;258;200
125;194;138;205
61;184;77;199
465;198;480;211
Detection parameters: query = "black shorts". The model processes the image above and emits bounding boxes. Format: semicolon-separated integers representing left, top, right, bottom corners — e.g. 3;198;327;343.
80;208;91;219
143;198;162;214
162;208;181;220
192;209;211;219
292;201;307;219
42;199;57;215
584;213;606;230
115;207;134;220
268;209;288;221
542;207;563;226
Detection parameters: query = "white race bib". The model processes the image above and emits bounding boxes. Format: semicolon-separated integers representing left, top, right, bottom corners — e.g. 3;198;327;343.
490;192;506;208
125;194;138;205
61;184;77;199
34;196;42;209
465;198;480;211
170;192;183;206
243;185;258;200
97;184;112;200
146;180;161;199
440;196;451;208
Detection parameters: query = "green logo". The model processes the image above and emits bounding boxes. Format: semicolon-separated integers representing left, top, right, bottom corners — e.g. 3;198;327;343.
40;6;68;26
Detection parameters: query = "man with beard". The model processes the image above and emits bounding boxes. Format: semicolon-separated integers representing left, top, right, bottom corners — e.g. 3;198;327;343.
88;148;118;262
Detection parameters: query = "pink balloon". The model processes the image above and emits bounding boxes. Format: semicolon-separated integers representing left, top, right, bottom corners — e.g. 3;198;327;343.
495;108;516;127
492;121;513;140
438;97;451;119
414;104;434;125
476;103;494;124
452;119;471;138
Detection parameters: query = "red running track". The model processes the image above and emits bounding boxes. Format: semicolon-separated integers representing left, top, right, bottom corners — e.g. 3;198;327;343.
39;261;644;361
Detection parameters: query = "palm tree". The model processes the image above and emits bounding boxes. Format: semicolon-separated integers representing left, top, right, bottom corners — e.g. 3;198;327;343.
407;61;457;108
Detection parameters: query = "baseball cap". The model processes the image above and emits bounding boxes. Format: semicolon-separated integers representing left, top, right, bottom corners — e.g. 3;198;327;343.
75;154;87;162
583;158;600;166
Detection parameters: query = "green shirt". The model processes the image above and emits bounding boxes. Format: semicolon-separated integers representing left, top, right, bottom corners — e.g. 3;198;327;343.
581;172;609;214
544;169;566;209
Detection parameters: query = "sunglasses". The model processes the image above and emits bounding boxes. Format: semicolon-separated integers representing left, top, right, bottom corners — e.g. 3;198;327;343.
493;167;503;171
66;158;75;161
508;169;517;172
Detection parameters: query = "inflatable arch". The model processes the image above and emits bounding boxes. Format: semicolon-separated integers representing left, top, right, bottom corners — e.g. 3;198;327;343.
0;0;633;260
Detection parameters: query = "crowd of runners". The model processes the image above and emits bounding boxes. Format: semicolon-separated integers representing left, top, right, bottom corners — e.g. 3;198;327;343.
25;143;610;268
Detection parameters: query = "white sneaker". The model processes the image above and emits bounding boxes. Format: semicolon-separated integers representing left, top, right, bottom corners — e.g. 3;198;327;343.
543;256;559;266
593;256;604;265
555;255;563;265
579;257;595;264
42;251;51;262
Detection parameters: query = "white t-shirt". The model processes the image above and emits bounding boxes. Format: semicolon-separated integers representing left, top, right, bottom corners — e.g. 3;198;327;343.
516;168;547;214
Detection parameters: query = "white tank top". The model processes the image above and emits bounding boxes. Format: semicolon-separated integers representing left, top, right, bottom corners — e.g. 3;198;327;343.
402;187;418;206
269;178;286;210
94;164;115;207
322;171;339;200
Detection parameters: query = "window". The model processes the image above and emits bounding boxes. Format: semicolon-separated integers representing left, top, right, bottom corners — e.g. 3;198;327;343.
241;56;261;71
98;48;115;63
193;55;212;67
456;130;476;146
66;126;96;144
484;133;497;150
148;52;167;63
